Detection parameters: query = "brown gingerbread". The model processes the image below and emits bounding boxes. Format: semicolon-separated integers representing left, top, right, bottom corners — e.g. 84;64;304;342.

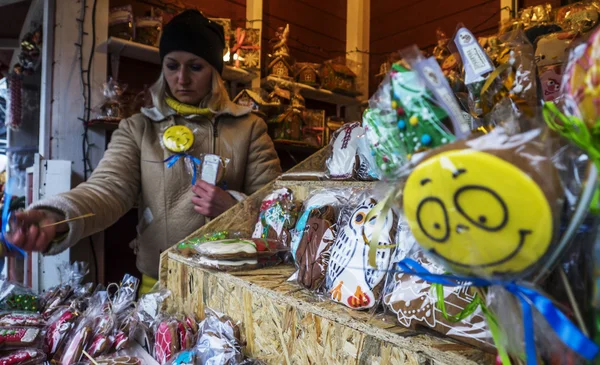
296;206;337;290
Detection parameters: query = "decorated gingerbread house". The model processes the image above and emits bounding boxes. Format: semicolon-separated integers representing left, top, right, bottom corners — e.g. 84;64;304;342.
320;61;357;95
268;85;291;105
233;89;274;117
268;56;294;80
295;63;320;87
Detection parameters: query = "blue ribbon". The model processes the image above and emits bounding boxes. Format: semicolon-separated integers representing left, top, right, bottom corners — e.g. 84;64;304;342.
164;153;203;185
0;178;26;273
396;258;599;364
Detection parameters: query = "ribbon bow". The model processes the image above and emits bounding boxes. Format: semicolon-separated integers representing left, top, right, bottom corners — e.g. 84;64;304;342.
231;28;260;68
0;178;26;273
164;153;202;186
397;258;599;365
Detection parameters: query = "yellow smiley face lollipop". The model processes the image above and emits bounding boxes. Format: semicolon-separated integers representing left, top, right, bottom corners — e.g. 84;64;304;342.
163;125;194;153
403;138;559;278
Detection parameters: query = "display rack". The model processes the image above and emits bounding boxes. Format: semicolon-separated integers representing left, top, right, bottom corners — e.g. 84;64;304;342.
159;149;494;365
97;37;258;84
261;75;362;106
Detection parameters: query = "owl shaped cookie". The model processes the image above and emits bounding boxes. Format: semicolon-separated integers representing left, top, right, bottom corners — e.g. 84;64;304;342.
326;197;396;309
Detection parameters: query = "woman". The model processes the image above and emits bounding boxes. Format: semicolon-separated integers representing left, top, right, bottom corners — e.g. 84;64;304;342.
8;10;282;290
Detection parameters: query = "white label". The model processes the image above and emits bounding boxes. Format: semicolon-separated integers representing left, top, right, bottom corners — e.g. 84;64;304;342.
455;28;493;84
201;154;220;185
463;44;492;75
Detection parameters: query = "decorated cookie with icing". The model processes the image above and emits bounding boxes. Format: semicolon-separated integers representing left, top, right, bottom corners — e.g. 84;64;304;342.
94;356;142;365
0;313;45;327
193;239;258;259
44;308;79;356
383;225;491;349
55;324;92;364
326;197;396;309
403;129;561;278
0;327;41;349
87;333;113;358
295;207;337;290
163;125;194;153
326;122;364;179
252;188;296;245
0;348;46;365
154;320;180;364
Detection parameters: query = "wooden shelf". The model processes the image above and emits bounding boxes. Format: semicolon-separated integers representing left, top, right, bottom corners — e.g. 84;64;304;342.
261;75;362;106
87;119;120;131
98;37;257;84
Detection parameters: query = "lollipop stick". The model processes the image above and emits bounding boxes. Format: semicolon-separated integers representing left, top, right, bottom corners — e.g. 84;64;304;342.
559;267;589;336
40;213;95;228
82;350;99;365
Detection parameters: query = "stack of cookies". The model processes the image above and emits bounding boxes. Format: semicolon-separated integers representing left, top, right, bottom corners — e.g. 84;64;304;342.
189;238;281;271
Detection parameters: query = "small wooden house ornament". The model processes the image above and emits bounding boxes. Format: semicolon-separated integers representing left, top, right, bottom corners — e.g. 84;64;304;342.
295;63;320;87
320;61;357;95
268;85;291;105
268;56;294;80
233;89;273;117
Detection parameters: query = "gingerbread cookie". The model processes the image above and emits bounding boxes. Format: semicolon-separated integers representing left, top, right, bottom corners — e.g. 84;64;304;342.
252;189;296;246
87;334;113;358
111;331;129;352
0;313;45;327
326;122;364;180
295;206;337;290
192;239;259;260
403;128;561;278
94;356;141;365
44;308;79;357
0;327;41;349
326;197;396;310
154;320;180;364
0;348;46;365
54;325;92;364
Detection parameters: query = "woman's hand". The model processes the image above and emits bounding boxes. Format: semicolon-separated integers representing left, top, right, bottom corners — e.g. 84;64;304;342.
8;210;67;252
191;180;237;218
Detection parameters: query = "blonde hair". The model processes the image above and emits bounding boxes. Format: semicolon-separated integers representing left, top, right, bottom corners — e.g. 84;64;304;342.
149;65;231;115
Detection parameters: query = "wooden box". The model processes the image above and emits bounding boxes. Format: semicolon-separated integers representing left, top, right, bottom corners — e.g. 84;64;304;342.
159;150;494;365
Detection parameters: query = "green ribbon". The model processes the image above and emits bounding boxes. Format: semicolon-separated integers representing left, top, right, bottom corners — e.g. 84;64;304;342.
432;283;512;364
543;102;600;214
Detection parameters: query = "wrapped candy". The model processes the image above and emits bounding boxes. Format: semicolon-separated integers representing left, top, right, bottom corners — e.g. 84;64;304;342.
96;78;128;120
0;348;46;364
134;17;162;47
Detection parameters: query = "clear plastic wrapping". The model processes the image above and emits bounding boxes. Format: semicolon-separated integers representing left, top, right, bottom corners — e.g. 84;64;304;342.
289;190;351;291
382;218;492;350
402;126;562;280
134;17;162;47
325;189;397;310
96;78;128;120
251;188;297;247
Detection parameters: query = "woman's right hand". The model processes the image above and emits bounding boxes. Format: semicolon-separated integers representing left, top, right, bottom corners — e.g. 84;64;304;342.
8;210;67;252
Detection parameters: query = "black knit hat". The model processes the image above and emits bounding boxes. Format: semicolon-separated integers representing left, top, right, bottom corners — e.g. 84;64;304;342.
159;10;225;74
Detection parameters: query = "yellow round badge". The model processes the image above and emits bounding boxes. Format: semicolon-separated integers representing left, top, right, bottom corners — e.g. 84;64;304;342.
163;125;194;153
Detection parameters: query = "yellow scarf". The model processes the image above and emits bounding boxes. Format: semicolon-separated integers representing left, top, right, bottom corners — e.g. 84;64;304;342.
165;96;214;118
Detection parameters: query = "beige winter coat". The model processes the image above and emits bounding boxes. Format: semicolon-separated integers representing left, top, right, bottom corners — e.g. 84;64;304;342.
32;101;281;278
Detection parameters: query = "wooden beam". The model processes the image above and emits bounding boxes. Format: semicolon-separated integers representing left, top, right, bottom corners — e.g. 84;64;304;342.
38;0;54;159
346;0;369;119
0;39;18;50
246;0;263;89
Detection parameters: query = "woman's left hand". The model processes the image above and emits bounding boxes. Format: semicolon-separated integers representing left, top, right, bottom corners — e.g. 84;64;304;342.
191;180;237;218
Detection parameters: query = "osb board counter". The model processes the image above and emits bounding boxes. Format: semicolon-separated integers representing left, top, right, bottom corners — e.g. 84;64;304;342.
159;148;494;364
163;255;493;364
